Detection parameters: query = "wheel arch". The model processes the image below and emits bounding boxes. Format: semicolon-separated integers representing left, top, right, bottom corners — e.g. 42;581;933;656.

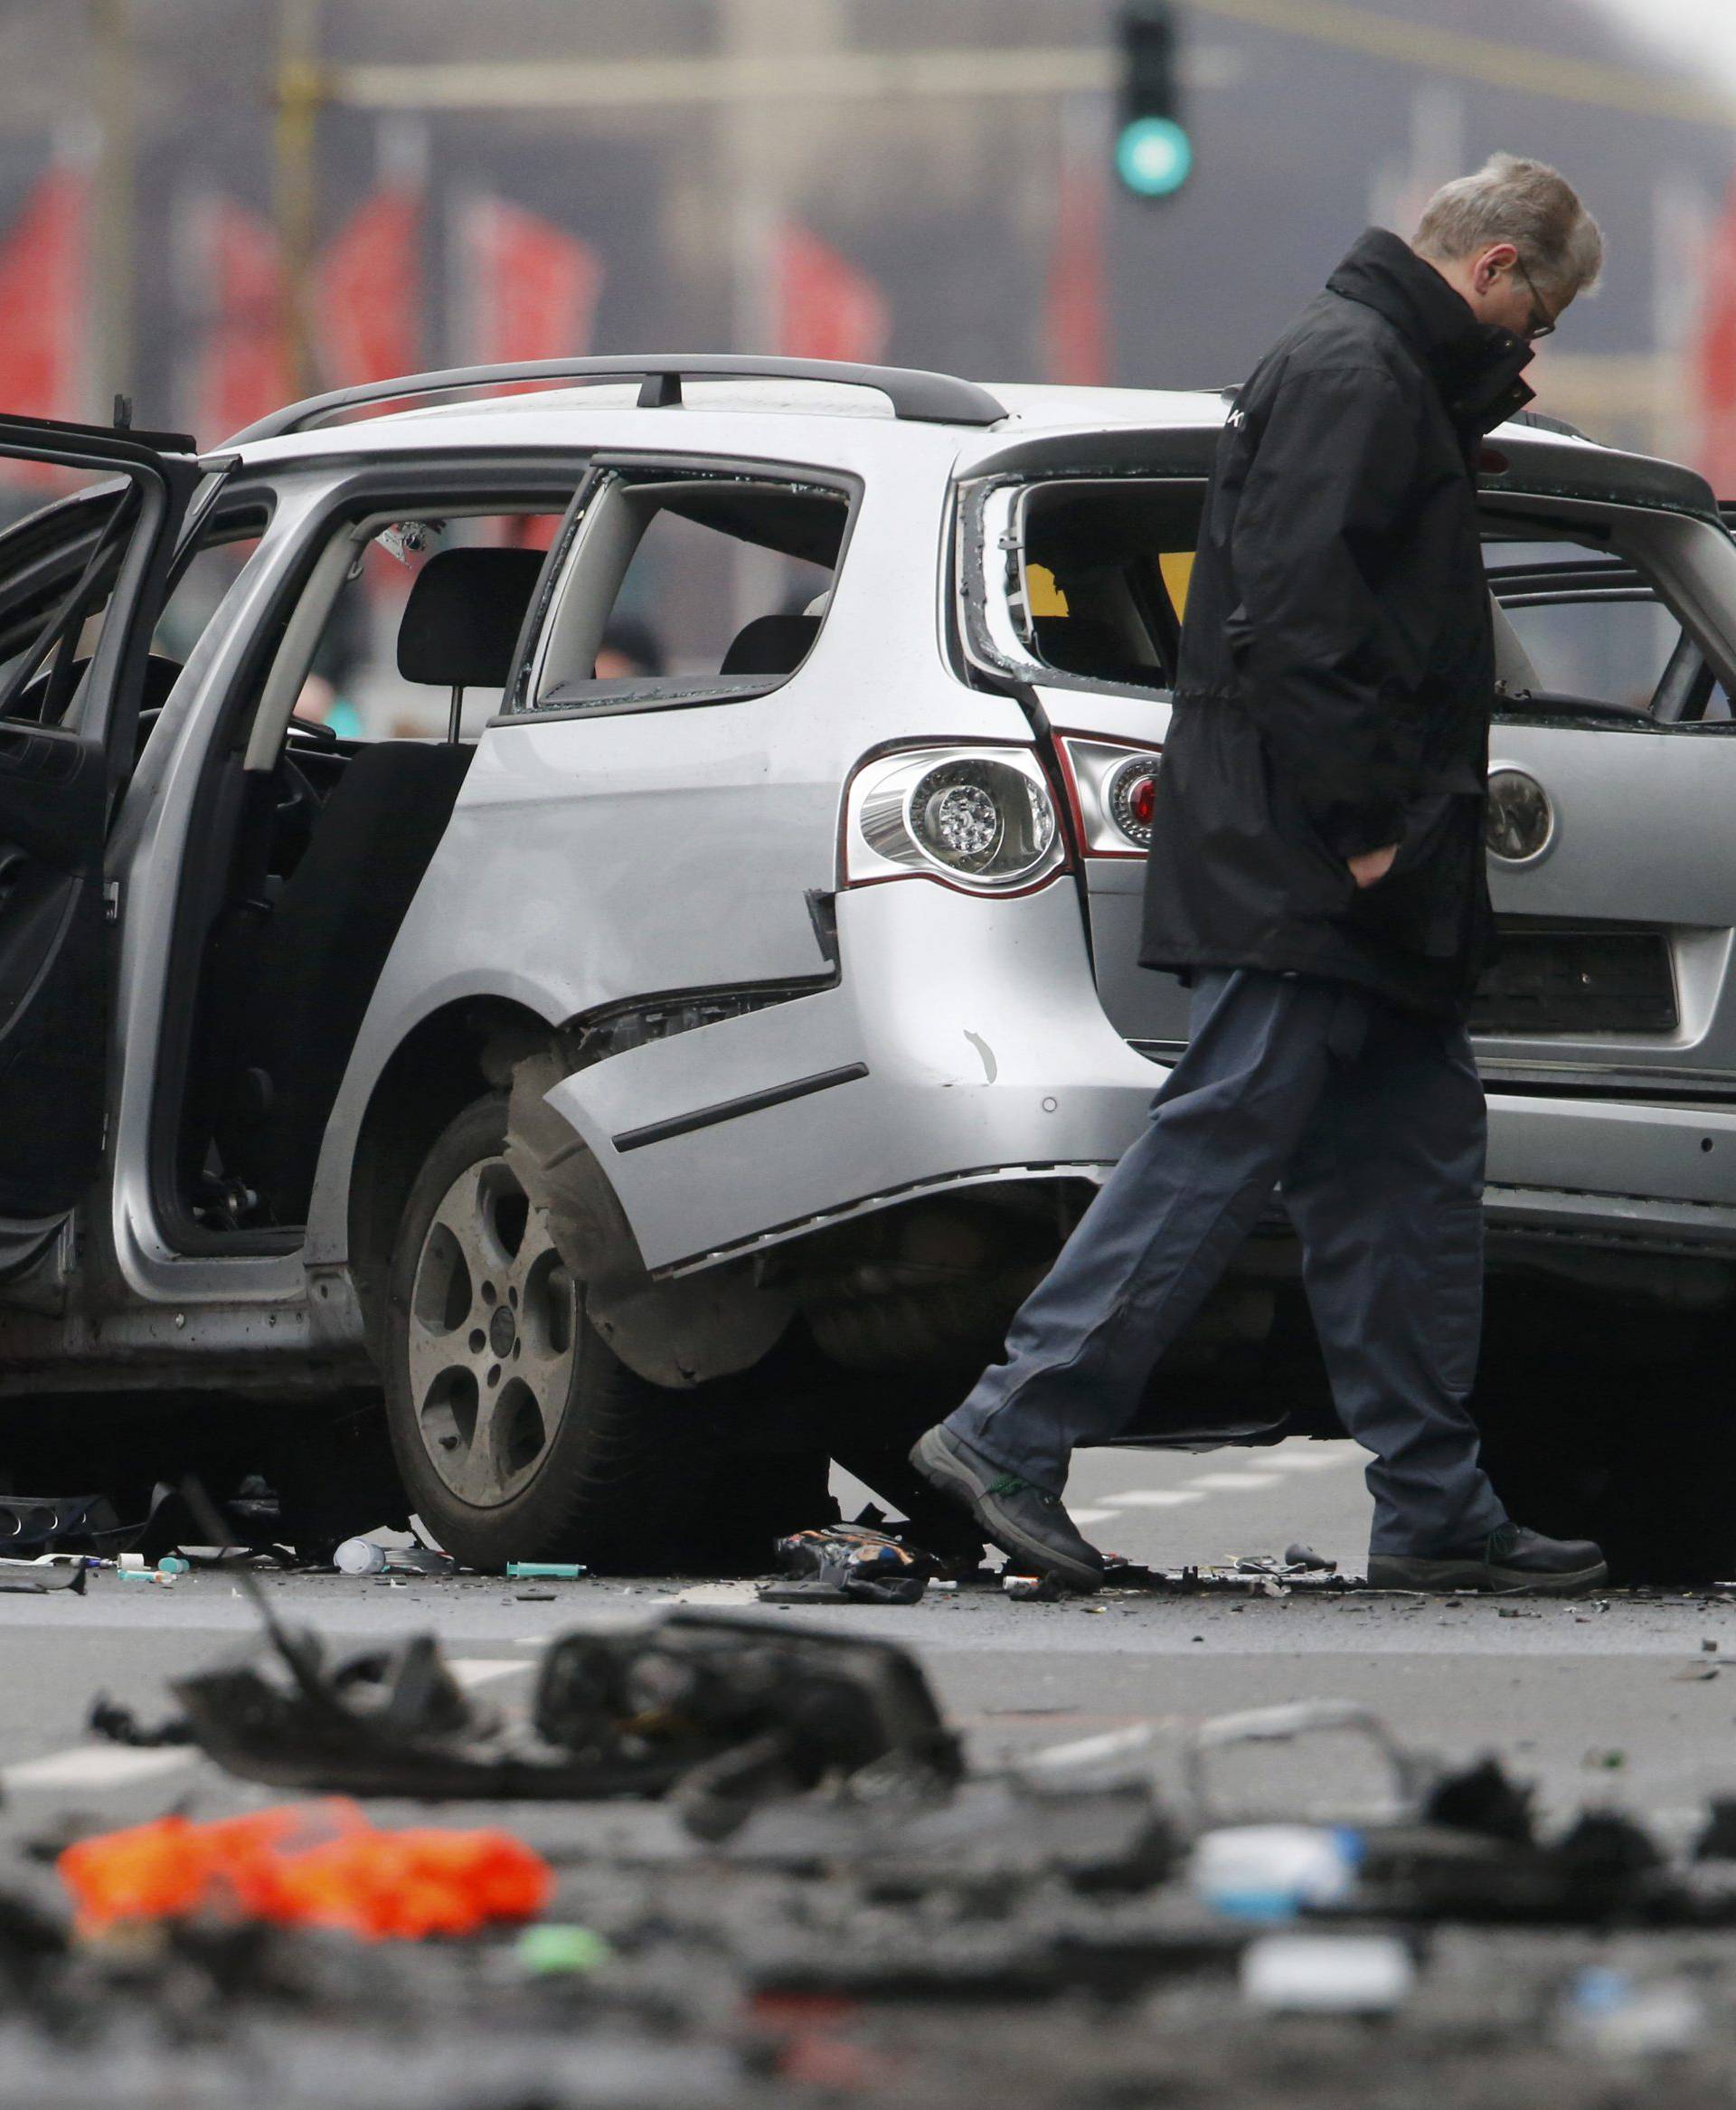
335;991;801;1390
342;996;559;1355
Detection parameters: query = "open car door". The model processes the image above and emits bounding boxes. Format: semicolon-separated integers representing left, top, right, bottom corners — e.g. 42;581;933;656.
0;412;206;1236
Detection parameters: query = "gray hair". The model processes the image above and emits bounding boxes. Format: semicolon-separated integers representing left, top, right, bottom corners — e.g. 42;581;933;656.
1414;153;1603;300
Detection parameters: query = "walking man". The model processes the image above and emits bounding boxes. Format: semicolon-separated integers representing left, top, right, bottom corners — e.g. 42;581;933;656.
914;156;1609;1596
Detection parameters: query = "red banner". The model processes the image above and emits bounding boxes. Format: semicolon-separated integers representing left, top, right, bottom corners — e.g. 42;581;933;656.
1697;177;1736;497
453;194;602;365
0;165;88;423
314;185;422;387
1044;158;1109;388
183;194;291;446
774;221;890;364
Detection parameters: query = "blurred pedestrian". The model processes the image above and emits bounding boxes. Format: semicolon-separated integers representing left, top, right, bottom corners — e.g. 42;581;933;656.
594;616;665;680
915;156;1609;1597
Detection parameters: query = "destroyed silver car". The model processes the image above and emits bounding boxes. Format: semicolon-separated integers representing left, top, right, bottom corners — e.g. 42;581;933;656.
4;358;1736;1573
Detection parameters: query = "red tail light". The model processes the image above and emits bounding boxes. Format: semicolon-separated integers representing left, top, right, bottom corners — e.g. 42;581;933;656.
1055;735;1163;857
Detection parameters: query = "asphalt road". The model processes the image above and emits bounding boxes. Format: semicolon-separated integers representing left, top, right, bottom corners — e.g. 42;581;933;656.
3;1433;1732;1860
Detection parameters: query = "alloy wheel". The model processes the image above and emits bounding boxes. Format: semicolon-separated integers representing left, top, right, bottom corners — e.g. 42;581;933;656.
405;1155;577;1508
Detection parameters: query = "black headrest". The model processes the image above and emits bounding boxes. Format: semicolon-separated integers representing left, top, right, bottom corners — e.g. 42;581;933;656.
396;547;546;689
719;612;820;678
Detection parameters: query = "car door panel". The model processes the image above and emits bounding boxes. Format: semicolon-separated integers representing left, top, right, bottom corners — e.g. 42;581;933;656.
1485;724;1736;935
455;704;841;1002
0;423;204;1218
547;877;1155;1273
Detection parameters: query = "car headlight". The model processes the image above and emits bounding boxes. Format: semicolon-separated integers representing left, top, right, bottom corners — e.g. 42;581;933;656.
848;746;1067;894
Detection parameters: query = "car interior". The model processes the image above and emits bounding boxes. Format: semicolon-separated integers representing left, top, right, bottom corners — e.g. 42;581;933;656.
160;508;558;1239
1009;480;1736;730
525;473;847;712
167;472;853;1243
1015;478;1198;689
1484;524;1735;724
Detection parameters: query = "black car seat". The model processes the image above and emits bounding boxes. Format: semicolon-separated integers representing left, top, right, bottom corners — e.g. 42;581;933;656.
222;546;544;1224
720;612;819;677
1032;614;1162;686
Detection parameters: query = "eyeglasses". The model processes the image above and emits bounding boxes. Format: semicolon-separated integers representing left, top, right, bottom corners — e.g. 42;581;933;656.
1512;255;1557;341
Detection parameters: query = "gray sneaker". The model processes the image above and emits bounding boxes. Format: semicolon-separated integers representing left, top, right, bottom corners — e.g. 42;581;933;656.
910;1425;1105;1593
1367;1522;1608;1597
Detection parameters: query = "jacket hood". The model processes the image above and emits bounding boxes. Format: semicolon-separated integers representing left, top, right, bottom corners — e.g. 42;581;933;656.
1327;227;1534;439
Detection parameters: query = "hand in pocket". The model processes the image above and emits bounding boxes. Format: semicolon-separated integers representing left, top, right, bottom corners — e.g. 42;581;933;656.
1347;843;1399;889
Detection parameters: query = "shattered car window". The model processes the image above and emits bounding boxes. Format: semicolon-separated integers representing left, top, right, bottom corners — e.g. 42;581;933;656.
1486;535;1682;716
521;472;852;717
0;474;137;728
1013;478;1199;691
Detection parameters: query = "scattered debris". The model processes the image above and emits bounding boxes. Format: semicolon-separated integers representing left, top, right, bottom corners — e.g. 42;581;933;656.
28;1618;1736;2108
712;1771;1175;1891
1193;1826;1361;1920
760;1525;933;1606
1230;1550;1333;1582
1184;1701;1432;1824
1423;1755;1536;1844
88;1695;194;1747
1281;1544;1337;1573
171;1606;961;1816
515;1923;614;1975
1696;1800;1736;1860
335;1538;454;1577
1559;1965;1707;2058
0;1556;87;1595
505;1561;588;1580
59;1803;552;1939
1241;1931;1414;2013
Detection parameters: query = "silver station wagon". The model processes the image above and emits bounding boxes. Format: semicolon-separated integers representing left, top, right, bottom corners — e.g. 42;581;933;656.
4;356;1736;1575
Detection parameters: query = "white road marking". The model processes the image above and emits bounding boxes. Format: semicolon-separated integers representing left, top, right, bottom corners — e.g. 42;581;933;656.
1099;1490;1207;1509
448;1657;533;1689
1189;1471;1283;1491
1266;1449;1355;1472
1068;1508;1115;1526
4;1746;193;1793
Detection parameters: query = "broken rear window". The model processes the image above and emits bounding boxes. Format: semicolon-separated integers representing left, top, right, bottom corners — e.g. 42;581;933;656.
1008;478;1202;692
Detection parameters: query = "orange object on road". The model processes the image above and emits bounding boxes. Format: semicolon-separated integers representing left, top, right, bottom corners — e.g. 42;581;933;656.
60;1801;552;1939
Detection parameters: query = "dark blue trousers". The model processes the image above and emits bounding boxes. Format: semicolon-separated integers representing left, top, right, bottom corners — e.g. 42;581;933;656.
944;968;1507;1556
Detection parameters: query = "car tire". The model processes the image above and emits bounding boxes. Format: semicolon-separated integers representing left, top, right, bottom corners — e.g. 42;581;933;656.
382;1093;715;1573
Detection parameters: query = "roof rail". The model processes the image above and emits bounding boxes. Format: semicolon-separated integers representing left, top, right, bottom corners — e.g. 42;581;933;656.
223;355;1007;448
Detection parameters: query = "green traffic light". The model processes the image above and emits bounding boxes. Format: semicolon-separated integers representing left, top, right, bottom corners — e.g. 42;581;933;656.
1116;114;1194;197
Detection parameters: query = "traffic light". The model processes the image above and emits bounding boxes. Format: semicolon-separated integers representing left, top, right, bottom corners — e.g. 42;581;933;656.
1114;2;1193;201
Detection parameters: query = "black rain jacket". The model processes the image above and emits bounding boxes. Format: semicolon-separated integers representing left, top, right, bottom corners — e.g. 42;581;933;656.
1140;228;1535;1016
